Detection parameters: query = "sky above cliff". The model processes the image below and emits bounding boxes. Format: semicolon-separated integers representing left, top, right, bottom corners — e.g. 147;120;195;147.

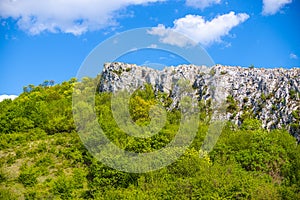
0;0;299;95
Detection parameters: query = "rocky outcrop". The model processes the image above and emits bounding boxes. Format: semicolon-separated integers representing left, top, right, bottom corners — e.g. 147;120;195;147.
99;62;300;140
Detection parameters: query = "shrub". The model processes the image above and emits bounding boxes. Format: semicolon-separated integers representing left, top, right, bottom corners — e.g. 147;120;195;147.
0;169;6;183
261;93;267;101
209;68;216;76
52;175;74;199
18;166;38;187
226;95;238;113
241;118;262;130
0;188;18;200
289;89;297;99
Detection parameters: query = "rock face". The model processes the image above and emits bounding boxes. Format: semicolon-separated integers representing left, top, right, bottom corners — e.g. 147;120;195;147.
99;62;300;140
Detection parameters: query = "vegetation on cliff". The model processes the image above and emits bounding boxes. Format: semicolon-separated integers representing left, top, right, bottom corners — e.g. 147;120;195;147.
0;77;300;199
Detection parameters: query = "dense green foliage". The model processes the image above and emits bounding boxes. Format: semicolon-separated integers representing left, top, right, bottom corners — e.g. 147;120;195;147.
0;78;300;199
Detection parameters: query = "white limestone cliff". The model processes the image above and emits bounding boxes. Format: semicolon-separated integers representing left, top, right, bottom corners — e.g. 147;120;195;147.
99;62;300;140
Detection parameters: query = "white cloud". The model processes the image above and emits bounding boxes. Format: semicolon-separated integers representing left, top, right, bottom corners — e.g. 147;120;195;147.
148;12;249;47
0;0;164;35
262;0;292;15
0;95;18;102
290;53;298;59
148;24;197;47
186;0;221;10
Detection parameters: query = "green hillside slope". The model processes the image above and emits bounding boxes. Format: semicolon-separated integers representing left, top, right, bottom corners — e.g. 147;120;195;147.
1;78;300;199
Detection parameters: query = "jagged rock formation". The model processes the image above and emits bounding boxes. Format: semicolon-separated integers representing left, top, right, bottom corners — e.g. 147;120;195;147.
99;62;300;140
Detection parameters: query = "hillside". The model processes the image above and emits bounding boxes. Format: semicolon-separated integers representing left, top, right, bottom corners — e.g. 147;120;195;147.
0;66;300;199
100;62;300;141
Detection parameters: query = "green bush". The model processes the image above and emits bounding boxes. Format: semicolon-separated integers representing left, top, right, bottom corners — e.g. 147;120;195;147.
1;77;300;199
0;188;18;200
226;95;238;113
18;166;38;187
241;118;262;130
0;170;6;183
52;175;74;199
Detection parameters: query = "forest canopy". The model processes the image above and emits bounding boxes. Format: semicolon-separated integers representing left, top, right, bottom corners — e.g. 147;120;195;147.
0;77;300;199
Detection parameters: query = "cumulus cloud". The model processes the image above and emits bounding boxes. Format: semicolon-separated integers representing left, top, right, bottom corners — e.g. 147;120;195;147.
262;0;292;15
290;53;298;59
148;12;249;47
186;0;221;10
0;95;18;102
148;25;197;47
0;0;164;35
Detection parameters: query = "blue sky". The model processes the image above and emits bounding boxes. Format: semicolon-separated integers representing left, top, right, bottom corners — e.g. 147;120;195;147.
0;0;299;95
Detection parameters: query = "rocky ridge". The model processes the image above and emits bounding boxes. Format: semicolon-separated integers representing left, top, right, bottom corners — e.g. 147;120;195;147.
99;62;300;140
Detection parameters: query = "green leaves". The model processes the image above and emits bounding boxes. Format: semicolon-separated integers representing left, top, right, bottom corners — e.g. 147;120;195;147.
1;77;300;199
18;166;39;187
241;118;262;130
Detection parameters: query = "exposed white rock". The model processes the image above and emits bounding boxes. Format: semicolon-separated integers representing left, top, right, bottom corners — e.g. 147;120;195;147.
99;62;300;140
